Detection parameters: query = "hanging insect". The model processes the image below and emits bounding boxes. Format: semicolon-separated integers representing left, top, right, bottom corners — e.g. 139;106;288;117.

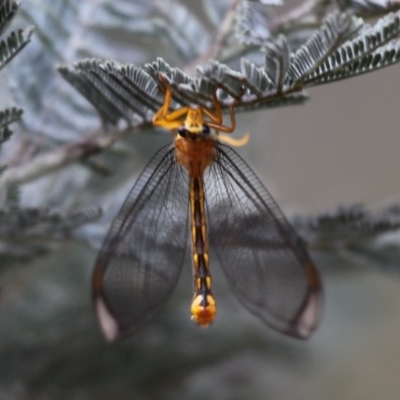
92;74;323;342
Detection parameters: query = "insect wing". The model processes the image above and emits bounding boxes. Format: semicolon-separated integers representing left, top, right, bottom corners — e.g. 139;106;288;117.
93;144;189;341
206;144;322;339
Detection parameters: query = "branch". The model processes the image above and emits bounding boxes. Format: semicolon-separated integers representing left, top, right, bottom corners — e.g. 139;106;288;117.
269;0;327;34
183;0;242;75
0;124;147;202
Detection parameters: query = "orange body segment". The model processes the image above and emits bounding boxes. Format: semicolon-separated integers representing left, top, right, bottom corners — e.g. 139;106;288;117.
191;294;217;328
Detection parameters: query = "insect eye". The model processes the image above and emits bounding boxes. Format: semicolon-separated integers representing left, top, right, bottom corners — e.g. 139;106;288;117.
178;126;187;137
202;125;210;135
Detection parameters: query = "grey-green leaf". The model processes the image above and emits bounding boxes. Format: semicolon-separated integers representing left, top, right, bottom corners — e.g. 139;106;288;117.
304;10;400;85
286;12;363;85
0;107;23;144
293;204;400;247
0;0;20;36
0;26;34;71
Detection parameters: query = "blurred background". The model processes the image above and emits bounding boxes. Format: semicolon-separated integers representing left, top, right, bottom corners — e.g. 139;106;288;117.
1;1;400;399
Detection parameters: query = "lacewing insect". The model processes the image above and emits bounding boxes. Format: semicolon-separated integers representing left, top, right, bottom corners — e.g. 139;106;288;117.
92;75;322;342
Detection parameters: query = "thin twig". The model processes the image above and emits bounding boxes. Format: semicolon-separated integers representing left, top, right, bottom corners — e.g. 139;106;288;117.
0;123;149;202
269;0;325;33
183;0;241;75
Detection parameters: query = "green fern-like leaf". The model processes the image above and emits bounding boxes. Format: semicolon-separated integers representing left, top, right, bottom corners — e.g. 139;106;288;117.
0;124;12;143
0;26;34;71
293;204;400;247
59;58;217;128
59;59;161;127
0;106;22;127
58;62;122;127
304;11;400;85
42;207;102;231
0;106;22;144
286;12;363;85
337;0;400;18
4;181;20;211
305;38;400;84
0;0;20;36
0;206;102;238
235;0;274;46
58;10;400;130
262;35;290;92
201;10;400;96
0;207;47;236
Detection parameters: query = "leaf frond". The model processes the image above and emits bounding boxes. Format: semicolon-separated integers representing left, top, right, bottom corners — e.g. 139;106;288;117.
235;0;274;46
59;58;166;128
286;12;363;85
60;55;310;128
0;0;20;36
263;34;290;91
304;10;400;85
0;206;102;238
338;0;400;18
58;10;400;128
145;57;215;105
4;181;20;211
0;106;22;128
0;26;34;72
59;60;130;127
293;204;400;247
0;106;22;144
0;124;12;144
44;207;102;232
197;60;244;98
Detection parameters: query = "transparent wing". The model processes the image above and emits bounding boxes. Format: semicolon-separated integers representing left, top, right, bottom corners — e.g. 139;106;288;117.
93;144;189;341
205;143;322;339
